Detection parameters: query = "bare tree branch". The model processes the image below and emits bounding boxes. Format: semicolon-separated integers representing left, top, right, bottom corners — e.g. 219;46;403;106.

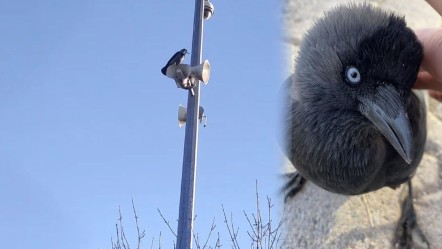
110;182;286;249
132;199;146;249
150;236;154;249
202;218;217;249
157;209;177;238
222;204;241;249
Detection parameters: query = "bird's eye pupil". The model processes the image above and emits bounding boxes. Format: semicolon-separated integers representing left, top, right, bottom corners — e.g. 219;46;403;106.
345;66;361;84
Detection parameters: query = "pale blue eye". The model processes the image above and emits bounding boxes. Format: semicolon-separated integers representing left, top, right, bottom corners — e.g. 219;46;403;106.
346;66;361;84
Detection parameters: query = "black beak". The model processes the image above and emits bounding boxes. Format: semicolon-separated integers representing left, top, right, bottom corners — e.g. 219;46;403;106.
358;85;413;164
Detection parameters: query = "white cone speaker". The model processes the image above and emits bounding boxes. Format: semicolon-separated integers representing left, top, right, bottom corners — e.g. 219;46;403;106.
178;105;187;127
165;64;192;80
165;60;210;85
190;60;210;84
177;105;205;128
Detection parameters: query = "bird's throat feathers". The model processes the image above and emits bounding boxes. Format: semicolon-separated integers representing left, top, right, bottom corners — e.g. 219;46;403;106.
290;103;381;164
288;102;387;193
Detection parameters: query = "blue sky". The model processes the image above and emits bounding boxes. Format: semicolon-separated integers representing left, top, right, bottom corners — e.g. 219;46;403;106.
0;1;285;248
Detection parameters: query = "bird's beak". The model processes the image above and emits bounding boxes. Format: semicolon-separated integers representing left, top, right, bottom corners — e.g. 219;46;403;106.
358;85;413;164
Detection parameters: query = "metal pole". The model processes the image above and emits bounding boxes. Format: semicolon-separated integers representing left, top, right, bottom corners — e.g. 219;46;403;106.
176;0;204;248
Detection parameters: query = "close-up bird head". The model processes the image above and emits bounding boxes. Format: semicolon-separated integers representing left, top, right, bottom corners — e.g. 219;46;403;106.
287;3;425;194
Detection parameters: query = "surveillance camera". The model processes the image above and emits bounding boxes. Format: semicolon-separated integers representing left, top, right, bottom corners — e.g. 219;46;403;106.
204;0;214;20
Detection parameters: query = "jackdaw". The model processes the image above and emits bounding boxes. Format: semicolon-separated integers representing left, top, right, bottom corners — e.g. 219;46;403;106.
161;48;189;76
284;3;428;248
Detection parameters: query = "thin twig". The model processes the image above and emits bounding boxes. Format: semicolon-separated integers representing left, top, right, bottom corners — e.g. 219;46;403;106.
118;207;130;249
114;223;121;249
150;236;154;249
202;218;217;249
132;199;146;249
267;196;272;249
193;232;200;249
158;231;162;249
269;213;285;249
222;205;241;249
157;209;177;238
255;180;263;249
244;211;258;242
214;232;222;248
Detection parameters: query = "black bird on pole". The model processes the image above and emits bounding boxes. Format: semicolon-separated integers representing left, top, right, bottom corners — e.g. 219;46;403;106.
284;3;429;248
161;48;189;76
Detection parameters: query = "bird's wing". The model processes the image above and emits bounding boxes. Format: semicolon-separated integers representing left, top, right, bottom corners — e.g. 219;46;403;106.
162;51;183;76
165;52;181;66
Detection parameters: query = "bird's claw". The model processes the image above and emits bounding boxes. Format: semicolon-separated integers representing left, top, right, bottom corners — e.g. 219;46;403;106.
393;182;430;249
283;171;307;202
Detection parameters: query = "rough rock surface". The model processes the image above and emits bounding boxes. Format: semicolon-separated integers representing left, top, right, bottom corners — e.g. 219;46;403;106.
283;1;442;248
